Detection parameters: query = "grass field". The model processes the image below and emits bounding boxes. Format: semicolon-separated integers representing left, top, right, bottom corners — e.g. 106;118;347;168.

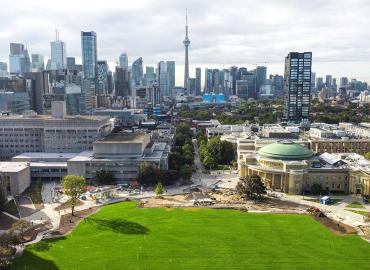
346;201;365;209
14;202;370;270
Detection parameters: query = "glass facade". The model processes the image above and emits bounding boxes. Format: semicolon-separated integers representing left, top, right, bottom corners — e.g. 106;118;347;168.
284;52;312;124
81;31;97;80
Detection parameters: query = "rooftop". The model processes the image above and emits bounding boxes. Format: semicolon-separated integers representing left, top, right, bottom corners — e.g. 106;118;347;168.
0;162;29;172
95;132;149;144
258;140;314;160
12;152;79;160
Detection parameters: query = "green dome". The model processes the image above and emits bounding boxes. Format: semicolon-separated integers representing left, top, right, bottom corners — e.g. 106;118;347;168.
258;140;313;160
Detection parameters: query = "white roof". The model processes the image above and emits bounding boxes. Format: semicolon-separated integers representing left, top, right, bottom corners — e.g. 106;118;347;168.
319;152;342;165
0;162;29;172
30;162;67;168
68;151;94;162
13;152;80;160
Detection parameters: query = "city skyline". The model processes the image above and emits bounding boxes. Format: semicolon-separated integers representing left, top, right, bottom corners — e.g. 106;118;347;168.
1;0;370;85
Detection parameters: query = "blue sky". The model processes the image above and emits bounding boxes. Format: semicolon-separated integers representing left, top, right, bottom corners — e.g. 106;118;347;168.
1;0;370;85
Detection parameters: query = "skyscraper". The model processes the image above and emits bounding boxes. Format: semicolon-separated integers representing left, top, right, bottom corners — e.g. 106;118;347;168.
183;10;190;89
195;67;201;95
96;60;109;95
50;32;66;70
131;57;143;86
167;61;175;95
119;52;128;68
283;52;312;124
325;75;332;88
31;54;44;71
0;62;8;77
158;61;169;96
145;66;155;86
205;68;213;93
81;31;97;80
115;66;130;97
255;66;267;98
9;43;30;75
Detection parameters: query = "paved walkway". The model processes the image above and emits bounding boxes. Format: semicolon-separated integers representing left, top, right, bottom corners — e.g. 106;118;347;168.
279;193;369;227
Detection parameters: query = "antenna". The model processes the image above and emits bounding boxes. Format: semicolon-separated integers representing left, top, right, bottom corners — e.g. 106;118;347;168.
186;8;188;27
55;29;59;41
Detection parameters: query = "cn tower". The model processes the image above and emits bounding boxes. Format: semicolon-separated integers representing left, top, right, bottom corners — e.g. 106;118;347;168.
183;9;190;89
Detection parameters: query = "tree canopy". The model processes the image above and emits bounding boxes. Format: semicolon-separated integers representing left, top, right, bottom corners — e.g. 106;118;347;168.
236;175;267;202
62;175;86;216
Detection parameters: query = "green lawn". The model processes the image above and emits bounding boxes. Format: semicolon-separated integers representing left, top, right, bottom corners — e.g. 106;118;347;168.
14;202;370;270
348;209;370;218
346;201;365;209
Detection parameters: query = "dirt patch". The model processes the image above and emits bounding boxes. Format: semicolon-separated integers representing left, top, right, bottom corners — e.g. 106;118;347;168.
52;207;100;236
22;222;53;243
313;215;357;235
142;195;190;208
0;212;17;230
54;199;84;211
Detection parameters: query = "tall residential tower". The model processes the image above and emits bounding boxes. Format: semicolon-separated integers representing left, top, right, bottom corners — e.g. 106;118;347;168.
283;52;312;124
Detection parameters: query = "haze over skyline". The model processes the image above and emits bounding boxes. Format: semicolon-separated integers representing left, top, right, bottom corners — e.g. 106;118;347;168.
1;0;370;85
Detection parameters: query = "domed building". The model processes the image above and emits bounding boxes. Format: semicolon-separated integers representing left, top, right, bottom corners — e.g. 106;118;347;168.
238;140;349;194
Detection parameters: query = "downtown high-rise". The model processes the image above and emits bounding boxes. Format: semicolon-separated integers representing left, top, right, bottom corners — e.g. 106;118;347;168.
81;31;97;80
283;52;312;124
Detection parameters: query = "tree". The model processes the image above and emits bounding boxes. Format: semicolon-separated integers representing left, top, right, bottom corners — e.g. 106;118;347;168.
310;183;324;195
203;154;216;170
207;137;222;163
0;230;20;268
62;175;86;216
220;140;235;164
95;170;115;185
0;182;7;211
138;162;156;185
168;152;183;171
236;175;266;202
10;219;31;241
364;152;370;160
154;182;164;196
179;165;192;184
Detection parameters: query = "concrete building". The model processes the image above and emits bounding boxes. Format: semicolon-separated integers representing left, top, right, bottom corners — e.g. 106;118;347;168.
0;110;111;160
0;162;30;195
68;132;170;182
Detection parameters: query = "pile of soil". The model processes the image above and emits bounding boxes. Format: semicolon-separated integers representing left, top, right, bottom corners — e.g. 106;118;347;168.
313;215;357;235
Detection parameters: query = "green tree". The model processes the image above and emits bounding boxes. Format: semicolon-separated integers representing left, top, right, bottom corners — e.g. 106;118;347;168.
207;136;222;163
364;152;370;160
0;230;20;268
11;219;31;241
168;152;183;170
310;183;324;195
62;175;86;216
179;165;192;184
138;162;156;184
203;154;216;170
95;170;115;185
220;140;235;164
236;175;266;202
155;182;164;196
0;182;7;211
